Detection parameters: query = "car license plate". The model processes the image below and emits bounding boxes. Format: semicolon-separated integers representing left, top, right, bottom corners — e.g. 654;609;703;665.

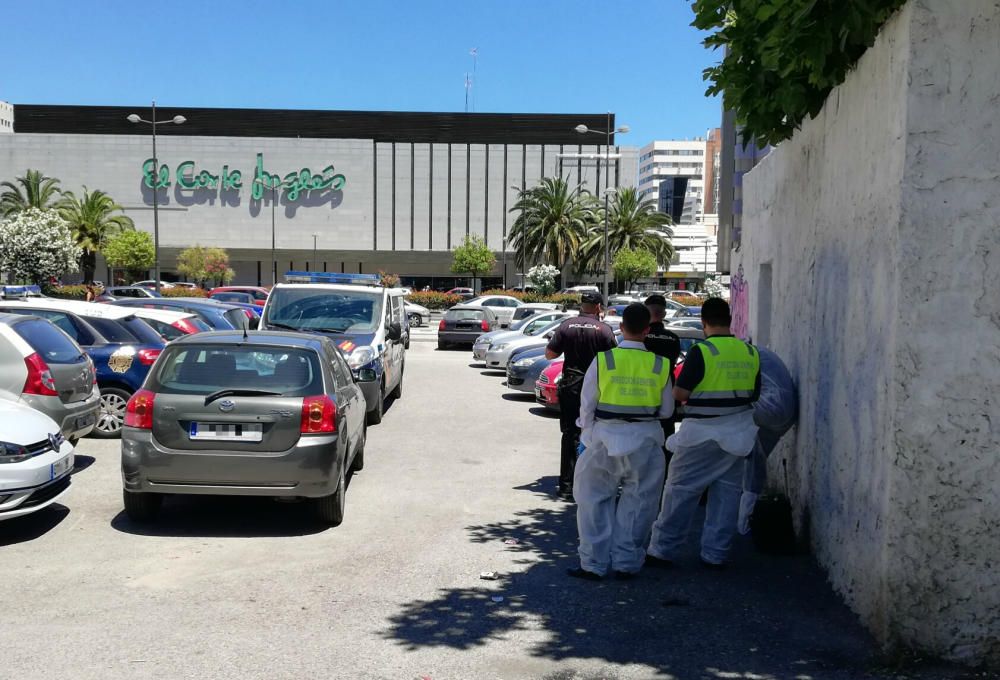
535;387;543;399
189;422;264;442
75;413;96;430
50;455;73;480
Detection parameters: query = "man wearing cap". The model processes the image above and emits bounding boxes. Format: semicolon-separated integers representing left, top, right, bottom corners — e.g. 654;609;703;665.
545;291;617;500
567;303;673;580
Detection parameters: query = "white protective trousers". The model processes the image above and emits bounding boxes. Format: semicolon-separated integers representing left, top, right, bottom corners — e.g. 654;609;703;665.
574;424;666;576
648;439;744;565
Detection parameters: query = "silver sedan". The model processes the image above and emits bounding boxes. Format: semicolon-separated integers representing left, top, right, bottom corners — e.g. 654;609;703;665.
472;311;571;361
483;318;565;369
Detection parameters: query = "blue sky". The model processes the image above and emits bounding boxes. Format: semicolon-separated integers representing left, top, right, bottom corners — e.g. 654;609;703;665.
0;0;721;146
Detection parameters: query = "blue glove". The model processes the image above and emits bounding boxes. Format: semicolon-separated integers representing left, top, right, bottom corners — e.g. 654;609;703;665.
576;442;586;457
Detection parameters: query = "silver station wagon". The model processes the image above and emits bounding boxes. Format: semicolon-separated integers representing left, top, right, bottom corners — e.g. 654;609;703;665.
120;331;367;526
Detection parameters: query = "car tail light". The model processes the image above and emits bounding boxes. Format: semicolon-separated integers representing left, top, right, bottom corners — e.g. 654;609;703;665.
244;309;254;319
137;348;162;366
480;320;490;332
438;319;446;331
124;389;156;429
22;353;58;396
88;357;97;384
172;318;201;335
300;395;336;433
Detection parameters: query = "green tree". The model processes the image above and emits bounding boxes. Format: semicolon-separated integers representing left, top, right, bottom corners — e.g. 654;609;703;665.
0;209;81;285
58;187;135;283
508;177;597;287
612;248;657;293
450;235;496;293
178;245;234;287
0;169;63;217
579;187;674;273
103;230;154;284
693;0;906;145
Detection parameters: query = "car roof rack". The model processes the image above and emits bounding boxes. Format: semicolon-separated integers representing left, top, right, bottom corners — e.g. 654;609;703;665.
283;271;382;287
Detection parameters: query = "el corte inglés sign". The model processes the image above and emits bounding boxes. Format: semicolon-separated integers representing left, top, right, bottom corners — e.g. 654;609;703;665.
142;153;346;201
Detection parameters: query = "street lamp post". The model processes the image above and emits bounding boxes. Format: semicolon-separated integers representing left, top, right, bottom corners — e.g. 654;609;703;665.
702;238;713;290
127;102;186;295
575;115;629;301
251;180;282;286
312;233;318;271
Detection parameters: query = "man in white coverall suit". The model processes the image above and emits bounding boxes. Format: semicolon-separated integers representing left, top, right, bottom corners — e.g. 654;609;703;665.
567;303;674;581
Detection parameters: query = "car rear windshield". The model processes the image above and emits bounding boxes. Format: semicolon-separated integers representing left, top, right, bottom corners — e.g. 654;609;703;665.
121;317;166;345
85;317;140;343
13;318;84;364
223;308;250;329
151;345;323;396
445;309;486;321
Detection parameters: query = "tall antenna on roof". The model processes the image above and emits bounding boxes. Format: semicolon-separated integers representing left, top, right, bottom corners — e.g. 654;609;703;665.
469;48;478;112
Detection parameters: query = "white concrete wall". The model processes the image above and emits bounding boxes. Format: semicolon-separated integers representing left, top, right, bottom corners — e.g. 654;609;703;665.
737;0;999;665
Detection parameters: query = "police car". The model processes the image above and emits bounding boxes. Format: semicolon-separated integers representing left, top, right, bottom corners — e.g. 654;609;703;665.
260;273;406;425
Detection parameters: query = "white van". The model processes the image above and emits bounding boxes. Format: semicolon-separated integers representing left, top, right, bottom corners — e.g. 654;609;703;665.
260;274;406;425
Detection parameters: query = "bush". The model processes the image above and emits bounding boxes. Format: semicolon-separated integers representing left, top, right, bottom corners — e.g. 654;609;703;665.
481;289;581;307
404;291;462;310
45;284;88;300
162;287;208;298
672;294;702;307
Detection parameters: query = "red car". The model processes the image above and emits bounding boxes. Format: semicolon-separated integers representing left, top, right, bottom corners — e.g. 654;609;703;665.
535;358;563;411
209;286;270;305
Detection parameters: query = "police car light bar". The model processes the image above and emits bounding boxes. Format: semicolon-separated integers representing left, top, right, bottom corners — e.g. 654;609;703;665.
283;271;382;286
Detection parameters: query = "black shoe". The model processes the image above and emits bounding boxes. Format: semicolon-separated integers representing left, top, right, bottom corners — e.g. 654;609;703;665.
556;489;575;502
612;570;637;581
566;567;603;581
699;558;727;571
644;555;676;569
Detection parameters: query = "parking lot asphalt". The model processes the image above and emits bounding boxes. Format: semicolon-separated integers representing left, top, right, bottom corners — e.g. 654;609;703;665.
0;341;976;680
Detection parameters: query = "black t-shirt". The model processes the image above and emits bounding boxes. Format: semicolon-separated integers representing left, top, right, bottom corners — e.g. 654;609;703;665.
644;321;681;366
676;335;762;398
546;313;616;374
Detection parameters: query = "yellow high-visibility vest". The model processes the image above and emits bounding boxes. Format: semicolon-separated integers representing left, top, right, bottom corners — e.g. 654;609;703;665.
595;347;669;421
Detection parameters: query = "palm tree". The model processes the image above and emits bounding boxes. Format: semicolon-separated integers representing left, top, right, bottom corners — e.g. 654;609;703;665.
578;186;675;275
58;188;135;283
507;177;597;287
0;169;63;217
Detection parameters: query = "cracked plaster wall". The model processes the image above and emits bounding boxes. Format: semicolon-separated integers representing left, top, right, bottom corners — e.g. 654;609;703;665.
737;0;999;665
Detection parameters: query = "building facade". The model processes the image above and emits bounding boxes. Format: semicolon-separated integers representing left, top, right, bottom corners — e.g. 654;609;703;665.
637;131;721;289
0;103;636;288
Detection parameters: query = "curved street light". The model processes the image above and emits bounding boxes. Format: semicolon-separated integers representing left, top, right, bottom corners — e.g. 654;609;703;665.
575;116;629;300
127;101;186;294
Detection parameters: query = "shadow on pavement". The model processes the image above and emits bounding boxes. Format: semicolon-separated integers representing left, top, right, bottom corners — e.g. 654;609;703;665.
0;504;70;546
529;407;559;419
71;454;96;475
480;370;507;377
383;477;976;679
501;393;536;403
110;494;332;538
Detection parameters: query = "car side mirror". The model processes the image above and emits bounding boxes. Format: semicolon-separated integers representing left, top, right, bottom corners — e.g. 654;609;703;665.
387;322;402;341
544;331;554;339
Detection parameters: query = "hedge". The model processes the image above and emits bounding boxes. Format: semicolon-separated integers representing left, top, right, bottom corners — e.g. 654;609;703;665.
44;284;88;300
404;291;463;310
161;287;208;298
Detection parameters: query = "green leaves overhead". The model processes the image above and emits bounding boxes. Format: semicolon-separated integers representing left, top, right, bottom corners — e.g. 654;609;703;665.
692;0;906;145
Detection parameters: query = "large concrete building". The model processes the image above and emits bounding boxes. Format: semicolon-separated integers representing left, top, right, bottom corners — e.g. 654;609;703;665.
0;103;636;288
637;132;721;289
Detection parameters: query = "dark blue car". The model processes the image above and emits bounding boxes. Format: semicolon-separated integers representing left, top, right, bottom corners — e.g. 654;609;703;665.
0;300;165;437
504;345;552;394
111;297;251;330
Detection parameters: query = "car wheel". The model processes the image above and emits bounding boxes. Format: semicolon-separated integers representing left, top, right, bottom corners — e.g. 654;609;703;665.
94;387;131;439
366;383;384;425
315;461;346;526
351;424;366;472
408;313;421;328
123;489;162;522
390;364;403;399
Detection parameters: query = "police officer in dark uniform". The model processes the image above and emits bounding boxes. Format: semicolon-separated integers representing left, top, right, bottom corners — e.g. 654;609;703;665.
545;292;617;500
643;294;682;442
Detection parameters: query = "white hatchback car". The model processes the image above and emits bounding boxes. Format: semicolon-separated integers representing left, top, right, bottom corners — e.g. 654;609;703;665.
0;400;75;521
458;295;523;328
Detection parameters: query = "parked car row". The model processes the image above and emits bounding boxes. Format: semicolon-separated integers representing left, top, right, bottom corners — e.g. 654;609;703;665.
0;274;406;527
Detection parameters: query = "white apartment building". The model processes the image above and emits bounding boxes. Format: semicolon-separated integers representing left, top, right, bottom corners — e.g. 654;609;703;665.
637;135;720;289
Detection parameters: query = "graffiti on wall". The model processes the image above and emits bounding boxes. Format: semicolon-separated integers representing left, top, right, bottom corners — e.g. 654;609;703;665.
730;263;750;340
